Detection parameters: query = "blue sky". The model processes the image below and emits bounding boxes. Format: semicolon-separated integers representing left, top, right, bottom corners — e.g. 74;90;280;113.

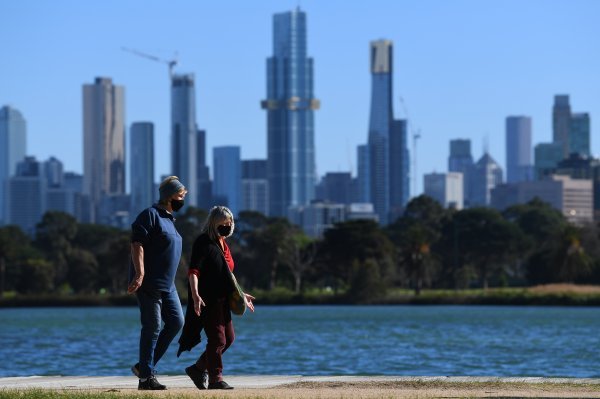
1;0;599;194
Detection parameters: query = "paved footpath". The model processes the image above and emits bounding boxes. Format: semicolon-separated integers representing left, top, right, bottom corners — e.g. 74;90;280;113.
1;375;599;390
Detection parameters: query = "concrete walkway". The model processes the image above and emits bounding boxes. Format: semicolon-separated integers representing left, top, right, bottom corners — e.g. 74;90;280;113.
1;375;599;390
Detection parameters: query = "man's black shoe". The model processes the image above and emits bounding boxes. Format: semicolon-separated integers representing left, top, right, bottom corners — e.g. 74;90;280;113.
208;380;233;390
138;376;166;390
185;365;208;390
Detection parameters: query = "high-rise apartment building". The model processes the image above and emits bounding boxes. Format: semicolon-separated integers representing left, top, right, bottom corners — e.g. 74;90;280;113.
262;8;319;217
569;113;590;157
130;122;154;216
506;116;533;183
171;74;198;207
553;95;571;158
366;40;409;223
213;146;241;215
534;142;563;180
196;129;212;209
82;77;125;223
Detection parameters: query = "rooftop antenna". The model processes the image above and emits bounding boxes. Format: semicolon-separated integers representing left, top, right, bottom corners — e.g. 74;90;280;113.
122;47;178;78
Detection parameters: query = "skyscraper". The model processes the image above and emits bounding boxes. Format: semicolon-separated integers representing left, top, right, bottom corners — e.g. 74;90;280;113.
262;8;319;217
130;122;154;216
569;113;590;157
6;156;46;234
356;144;370;203
424;172;464;210
82;77;125;223
171;74;198;207
196;129;212;209
553;95;571;158
0;105;26;225
506;116;533;183
213;146;241;216
534;142;563;180
365;40;409;223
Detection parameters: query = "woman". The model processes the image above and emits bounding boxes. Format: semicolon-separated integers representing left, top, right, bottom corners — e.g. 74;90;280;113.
180;206;254;390
128;176;187;390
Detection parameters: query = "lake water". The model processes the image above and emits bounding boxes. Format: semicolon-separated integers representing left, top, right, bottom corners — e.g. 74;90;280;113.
0;305;598;378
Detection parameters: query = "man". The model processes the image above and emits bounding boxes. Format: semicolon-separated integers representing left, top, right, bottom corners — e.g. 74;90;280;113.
128;176;186;390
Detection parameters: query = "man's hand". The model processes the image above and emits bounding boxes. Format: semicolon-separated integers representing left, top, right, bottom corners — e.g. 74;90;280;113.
128;273;144;294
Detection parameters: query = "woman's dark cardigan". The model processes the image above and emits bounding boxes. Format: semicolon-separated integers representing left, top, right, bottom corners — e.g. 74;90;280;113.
177;233;233;357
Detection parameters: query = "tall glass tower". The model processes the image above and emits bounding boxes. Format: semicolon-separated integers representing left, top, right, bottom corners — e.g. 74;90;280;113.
82;77;125;222
262;8;319;217
130;122;154;216
506;116;532;183
368;40;410;224
0;105;26;225
213;146;241;216
171;74;197;207
553;95;571;158
570;113;590;157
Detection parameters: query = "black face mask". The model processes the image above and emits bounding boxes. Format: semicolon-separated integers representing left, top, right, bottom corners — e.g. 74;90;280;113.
217;225;232;237
171;199;184;212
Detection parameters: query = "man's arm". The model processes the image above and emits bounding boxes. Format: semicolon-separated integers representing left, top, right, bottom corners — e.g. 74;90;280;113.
127;242;144;294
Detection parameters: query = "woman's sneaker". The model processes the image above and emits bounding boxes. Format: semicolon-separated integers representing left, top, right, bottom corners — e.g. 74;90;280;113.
138;376;166;390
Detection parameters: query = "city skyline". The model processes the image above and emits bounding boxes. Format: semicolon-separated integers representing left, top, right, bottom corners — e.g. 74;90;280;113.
1;1;599;195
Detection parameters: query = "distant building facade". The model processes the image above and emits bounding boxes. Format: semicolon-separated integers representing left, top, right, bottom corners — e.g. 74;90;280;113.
534;142;563;180
553;94;571;158
448;139;473;206
213;146;241;215
6;156;46;234
241;159;269;215
424;172;464;210
469;153;503;207
569;113;590;157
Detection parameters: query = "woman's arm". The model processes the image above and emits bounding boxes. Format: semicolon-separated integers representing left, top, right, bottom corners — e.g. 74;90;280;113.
188;273;205;316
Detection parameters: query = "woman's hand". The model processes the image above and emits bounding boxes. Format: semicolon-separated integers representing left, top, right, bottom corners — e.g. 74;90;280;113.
192;292;205;316
244;293;256;312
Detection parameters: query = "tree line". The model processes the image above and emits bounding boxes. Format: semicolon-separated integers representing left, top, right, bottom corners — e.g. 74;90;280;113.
1;196;599;300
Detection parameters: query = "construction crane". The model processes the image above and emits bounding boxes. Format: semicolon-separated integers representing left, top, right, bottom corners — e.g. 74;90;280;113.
399;96;422;196
122;47;178;78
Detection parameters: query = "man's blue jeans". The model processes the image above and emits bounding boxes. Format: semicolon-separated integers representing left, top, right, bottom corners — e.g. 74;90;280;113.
136;286;184;378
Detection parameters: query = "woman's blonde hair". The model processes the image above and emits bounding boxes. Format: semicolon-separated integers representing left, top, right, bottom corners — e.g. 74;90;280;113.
202;206;235;241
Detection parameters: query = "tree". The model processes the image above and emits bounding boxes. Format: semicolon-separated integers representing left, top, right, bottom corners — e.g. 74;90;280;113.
0;225;34;295
319;220;395;292
281;230;316;293
552;225;593;283
16;258;55;294
450;208;524;289
67;248;99;294
34;211;78;289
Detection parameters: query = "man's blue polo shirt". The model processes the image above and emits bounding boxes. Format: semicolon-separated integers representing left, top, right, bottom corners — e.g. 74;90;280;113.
129;205;182;292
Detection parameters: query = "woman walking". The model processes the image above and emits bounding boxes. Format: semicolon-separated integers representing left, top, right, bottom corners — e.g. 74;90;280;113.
179;206;254;390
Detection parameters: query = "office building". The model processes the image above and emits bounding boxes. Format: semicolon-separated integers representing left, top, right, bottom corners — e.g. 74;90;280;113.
469;153;503;207
534;142;563;180
424;172;464;210
356;144;370;203
448;139;473;206
288;201;346;238
390;119;410;215
82;77;125;223
553;95;571;158
570;113;590;157
506;116;533;183
213;146;241;215
320;172;353;205
6;156;46;235
491;175;593;224
262;8;319;217
171;74;198;207
44;156;64;188
241;159;269;215
196;129;212;209
130;122;154;216
0;105;27;225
